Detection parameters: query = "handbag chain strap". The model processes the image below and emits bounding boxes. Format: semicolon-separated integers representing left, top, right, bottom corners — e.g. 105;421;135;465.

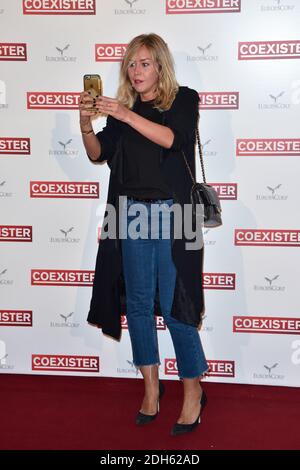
181;120;207;185
196;126;206;184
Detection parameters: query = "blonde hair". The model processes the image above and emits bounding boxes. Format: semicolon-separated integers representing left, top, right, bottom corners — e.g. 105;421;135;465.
116;33;179;111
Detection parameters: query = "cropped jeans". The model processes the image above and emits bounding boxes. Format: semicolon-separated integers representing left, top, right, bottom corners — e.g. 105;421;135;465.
120;196;208;380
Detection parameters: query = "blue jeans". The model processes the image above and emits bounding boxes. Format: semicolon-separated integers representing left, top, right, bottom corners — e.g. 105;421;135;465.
120;197;208;379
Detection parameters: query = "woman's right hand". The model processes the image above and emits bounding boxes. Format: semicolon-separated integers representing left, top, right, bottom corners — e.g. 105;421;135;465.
79;91;98;126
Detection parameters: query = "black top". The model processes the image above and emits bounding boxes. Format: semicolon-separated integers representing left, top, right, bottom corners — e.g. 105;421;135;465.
120;96;172;199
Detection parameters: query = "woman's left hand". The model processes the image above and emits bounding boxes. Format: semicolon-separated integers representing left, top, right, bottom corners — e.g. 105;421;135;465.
95;96;130;123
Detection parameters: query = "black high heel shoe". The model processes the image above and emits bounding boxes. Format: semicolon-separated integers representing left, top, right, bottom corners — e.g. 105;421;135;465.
170;389;207;436
135;381;165;426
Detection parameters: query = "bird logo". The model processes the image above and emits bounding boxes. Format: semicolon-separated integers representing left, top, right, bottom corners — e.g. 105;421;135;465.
58;139;72;150
264;275;279;286
60;227;74;238
0;180;6;186
202;139;211;149
127;359;139;375
269;91;284;103
267;184;281;194
124;0;139;7
197;44;212;55
0;269;7;276
56;44;70;56
60;312;74;323
264;363;278;374
0;353;8;364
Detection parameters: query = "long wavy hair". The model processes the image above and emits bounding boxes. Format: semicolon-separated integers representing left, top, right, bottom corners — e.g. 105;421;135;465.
116;33;179;111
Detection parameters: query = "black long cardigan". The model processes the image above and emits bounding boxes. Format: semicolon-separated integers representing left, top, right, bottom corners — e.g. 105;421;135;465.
87;86;204;340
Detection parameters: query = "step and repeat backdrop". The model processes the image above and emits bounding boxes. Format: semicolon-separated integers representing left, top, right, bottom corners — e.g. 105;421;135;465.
0;0;300;386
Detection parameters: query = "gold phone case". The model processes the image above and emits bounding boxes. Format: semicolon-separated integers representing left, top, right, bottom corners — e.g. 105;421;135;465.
83;74;102;112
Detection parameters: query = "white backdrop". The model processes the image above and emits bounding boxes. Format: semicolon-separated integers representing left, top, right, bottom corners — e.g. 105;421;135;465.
1;0;300;387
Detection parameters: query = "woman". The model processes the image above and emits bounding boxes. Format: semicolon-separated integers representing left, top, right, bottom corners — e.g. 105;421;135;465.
79;33;209;436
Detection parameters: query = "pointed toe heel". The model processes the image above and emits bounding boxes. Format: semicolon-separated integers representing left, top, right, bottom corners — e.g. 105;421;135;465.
135;410;158;426
135;380;165;426
171;389;207;436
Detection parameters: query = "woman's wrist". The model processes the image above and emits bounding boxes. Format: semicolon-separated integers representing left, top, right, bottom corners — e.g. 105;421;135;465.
80;122;93;134
80;117;92;132
81;128;94;135
124;109;134;126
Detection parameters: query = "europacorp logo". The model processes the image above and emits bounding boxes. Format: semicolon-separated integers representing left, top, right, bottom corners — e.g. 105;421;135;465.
198;138;217;158
0;268;13;286
49;138;79;159
45;44;77;62
260;0;296;12
256;184;288;201
114;0;146;15
200;314;214;333
253;274;286;292
203;228;217;246
0;80;8;109
258;89;291;110
187;43;219;62
0;340;14;370
253;362;285;381
49;227;80;244
117;358;140;376
50;311;80;328
0;180;13;198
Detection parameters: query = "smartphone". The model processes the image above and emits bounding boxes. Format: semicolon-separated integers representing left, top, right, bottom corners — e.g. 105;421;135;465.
83;74;102;112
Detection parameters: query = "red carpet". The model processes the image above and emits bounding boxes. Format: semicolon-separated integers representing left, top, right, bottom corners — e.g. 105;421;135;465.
0;374;299;450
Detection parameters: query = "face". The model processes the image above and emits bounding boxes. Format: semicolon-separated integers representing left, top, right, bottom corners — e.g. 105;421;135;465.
127;45;160;100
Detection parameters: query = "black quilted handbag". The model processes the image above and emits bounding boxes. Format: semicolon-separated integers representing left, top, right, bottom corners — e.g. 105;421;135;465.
181;126;222;228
